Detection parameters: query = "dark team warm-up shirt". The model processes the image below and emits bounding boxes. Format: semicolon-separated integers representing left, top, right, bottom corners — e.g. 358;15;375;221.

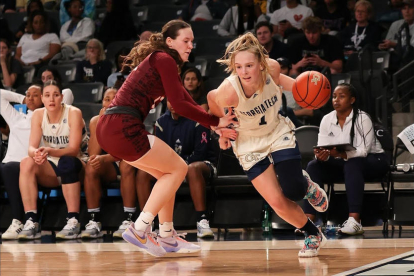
110;51;219;129
155;110;216;165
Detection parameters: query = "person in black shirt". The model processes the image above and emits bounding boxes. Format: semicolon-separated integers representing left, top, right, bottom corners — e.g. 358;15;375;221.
315;0;351;34
75;38;113;85
254;21;289;60
288;16;343;76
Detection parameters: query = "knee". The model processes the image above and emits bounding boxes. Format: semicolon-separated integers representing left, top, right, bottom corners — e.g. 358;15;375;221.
120;162;136;177
344;158;363;173
58;156;83;184
20;156;36;173
85;162;99;176
187;162;203;179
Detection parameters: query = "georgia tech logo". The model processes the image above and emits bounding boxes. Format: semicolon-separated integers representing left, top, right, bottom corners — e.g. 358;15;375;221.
311;74;321;85
245;153;261;162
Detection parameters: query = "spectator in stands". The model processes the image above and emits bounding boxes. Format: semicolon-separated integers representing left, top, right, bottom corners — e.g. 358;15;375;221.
379;0;414;59
40;67;75;102
314;0;351;35
254;21;289;60
179;0;228;21
80;88;137;239
14;10;61;70
15;0;60;43
107;47;131;89
75;38;112;85
59;0;95;26
60;0;95;46
341;0;382;56
137;99;217;238
288;16;343;76
97;0;137;48
302;83;389;235
17;80;85;240
0;83;74;240
182;68;208;112
270;0;313;38
217;0;267;37
1;39;23;89
139;31;153;42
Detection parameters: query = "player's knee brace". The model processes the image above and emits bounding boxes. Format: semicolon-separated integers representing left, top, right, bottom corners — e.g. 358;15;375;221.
57;156;83;184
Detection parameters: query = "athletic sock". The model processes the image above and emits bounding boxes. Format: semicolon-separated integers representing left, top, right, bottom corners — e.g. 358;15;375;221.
196;211;209;222
300;218;319;236
87;208;101;222
135;211;155;231
159;222;174;238
25;211;38;223
67;212;79;221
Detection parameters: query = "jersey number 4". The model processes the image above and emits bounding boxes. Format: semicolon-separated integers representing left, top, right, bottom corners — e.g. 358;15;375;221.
259;115;267;125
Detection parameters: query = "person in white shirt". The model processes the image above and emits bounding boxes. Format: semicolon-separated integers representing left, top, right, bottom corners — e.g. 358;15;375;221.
14;10;61;68
0;85;74;240
303;83;390;235
270;0;313;36
60;0;95;45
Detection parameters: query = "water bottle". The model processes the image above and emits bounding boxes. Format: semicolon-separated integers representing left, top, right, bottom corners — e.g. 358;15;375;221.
262;204;271;234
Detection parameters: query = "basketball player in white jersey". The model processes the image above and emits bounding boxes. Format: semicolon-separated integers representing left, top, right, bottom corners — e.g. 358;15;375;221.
18;80;85;240
208;33;328;257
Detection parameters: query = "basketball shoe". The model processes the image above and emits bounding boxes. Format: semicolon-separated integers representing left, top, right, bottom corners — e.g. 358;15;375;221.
303;170;329;212
2;219;24;240
338;217;364;235
298;228;327;258
56;217;81;239
157;230;201;254
81;220;103;239
17;219;41;240
122;223;166;257
113;219;133;239
197;219;214;238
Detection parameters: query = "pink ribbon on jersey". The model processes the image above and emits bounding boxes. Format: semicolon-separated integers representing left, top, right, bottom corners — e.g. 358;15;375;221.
201;132;208;144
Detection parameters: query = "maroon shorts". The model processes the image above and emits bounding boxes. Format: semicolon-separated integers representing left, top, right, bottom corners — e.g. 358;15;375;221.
96;113;151;162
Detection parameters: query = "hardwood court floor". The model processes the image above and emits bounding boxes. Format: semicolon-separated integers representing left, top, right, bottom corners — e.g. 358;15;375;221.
1;230;414;276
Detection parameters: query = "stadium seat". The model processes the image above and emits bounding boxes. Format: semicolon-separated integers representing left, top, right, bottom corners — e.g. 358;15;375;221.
50;63;77;84
295;125;319;169
144;103;163;134
64;82;104;103
105;40;136;64
193;36;235;57
73;102;102;131
190;20;221;37
3;12;27;34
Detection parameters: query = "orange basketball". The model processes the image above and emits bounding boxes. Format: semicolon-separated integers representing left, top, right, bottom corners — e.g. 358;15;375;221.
292;71;331;109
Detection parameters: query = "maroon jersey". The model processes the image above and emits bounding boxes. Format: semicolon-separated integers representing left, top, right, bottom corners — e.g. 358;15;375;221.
110;51;218;128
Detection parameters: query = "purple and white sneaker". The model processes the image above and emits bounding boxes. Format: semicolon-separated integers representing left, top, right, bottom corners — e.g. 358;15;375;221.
157;230;201;254
122;223;166;257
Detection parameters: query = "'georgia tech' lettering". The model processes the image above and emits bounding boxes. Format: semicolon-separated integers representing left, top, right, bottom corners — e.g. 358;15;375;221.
43;135;69;145
239;95;278;117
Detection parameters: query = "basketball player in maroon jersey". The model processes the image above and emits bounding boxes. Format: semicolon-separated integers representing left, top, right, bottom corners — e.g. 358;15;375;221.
96;20;235;257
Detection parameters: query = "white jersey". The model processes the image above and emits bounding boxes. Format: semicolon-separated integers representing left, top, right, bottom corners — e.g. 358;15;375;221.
227;74;296;170
41;103;79;165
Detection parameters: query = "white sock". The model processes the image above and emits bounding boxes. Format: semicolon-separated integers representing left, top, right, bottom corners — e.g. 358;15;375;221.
134;211;155;231
124;206;136;213
159;222;174;238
